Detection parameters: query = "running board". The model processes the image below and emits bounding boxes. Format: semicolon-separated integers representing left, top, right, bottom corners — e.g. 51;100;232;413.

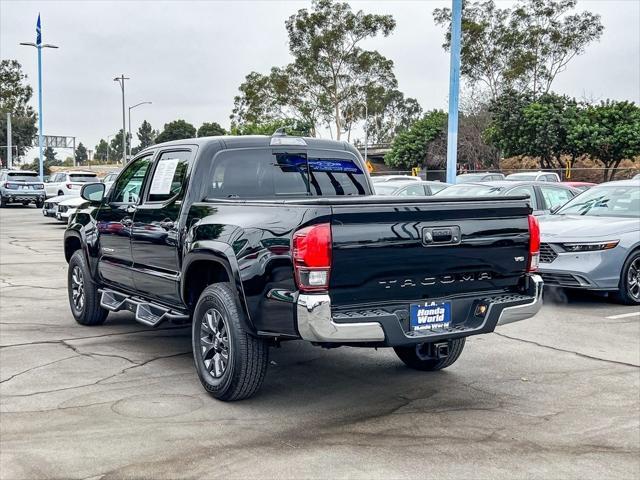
99;289;190;327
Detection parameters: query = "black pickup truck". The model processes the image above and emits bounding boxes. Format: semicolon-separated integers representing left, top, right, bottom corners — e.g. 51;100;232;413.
64;134;543;401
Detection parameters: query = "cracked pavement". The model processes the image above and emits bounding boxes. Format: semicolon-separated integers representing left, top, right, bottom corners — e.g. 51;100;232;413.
1;206;639;479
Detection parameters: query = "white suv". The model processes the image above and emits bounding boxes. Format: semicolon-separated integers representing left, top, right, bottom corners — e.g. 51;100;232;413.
45;171;100;197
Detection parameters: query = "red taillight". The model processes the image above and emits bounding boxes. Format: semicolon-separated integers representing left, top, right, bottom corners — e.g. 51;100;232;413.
66;183;73;189
527;214;540;272
292;223;332;292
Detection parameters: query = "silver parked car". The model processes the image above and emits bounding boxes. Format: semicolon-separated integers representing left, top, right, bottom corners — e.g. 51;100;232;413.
374;180;451;196
537;179;640;304
0;170;46;208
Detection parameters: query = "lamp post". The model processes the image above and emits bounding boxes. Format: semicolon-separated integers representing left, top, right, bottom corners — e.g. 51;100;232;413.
445;0;463;184
113;75;129;163
363;103;368;163
20;14;58;179
128;101;152;158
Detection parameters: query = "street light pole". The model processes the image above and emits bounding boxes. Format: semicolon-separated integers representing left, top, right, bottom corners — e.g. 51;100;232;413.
113;75;130;164
363;103;368;163
20;15;58;179
445;0;463;184
128;101;152;158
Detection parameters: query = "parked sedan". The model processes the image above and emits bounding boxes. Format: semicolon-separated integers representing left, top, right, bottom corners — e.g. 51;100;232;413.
434;181;579;215
506;171;560;182
374;180;451;196
456;172;505;183
0;170;46;208
537;179;640;304
371;175;421;183
563;181;596;191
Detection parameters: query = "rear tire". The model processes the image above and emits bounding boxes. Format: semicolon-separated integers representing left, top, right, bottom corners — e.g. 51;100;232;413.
394;338;466;371
36;200;44;209
58;190;64;196
613;251;640;305
0;196;6;208
67;250;108;326
192;283;269;401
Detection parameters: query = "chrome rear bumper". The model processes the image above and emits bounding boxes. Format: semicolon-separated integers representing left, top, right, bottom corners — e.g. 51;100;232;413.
296;274;543;345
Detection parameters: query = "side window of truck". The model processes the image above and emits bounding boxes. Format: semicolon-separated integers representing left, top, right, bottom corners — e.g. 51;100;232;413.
147;150;191;202
110;154;153;204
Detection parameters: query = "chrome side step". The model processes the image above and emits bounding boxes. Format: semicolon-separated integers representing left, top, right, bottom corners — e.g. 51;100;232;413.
99;289;190;327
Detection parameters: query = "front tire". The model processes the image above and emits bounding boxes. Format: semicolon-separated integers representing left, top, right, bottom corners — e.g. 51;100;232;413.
192;283;269;401
67;250;108;326
614;251;640;305
394;338;466;371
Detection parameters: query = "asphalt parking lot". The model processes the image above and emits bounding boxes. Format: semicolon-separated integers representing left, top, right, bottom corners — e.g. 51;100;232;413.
0;206;639;480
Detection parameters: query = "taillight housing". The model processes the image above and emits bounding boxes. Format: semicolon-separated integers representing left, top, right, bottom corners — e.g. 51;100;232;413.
5;182;18;190
292;223;332;292
66;183;73;189
527;214;540;272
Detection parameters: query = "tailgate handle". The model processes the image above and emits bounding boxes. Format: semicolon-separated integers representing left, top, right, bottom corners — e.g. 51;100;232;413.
422;226;461;246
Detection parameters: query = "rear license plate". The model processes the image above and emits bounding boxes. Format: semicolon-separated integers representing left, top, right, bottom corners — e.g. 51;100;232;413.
21;186;29;190
410;302;451;331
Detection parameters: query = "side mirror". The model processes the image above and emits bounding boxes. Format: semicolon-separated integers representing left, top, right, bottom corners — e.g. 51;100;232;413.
81;182;105;203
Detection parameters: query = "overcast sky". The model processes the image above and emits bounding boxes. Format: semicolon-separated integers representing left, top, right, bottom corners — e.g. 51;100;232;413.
1;0;639;159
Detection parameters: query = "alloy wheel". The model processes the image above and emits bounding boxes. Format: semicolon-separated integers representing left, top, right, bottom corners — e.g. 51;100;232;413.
628;257;640;301
200;308;230;378
71;265;85;311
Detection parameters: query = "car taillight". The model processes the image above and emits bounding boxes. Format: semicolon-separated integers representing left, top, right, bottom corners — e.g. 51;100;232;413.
292;223;332;292
66;183;73;189
527;214;540;272
5;182;18;190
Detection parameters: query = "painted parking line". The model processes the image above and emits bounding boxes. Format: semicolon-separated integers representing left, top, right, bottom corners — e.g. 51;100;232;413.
606;311;640;320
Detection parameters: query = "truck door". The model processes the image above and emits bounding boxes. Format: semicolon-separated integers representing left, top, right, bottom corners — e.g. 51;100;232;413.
130;149;193;305
96;153;154;291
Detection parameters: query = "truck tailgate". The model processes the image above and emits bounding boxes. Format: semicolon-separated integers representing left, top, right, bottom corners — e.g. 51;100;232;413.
328;197;531;307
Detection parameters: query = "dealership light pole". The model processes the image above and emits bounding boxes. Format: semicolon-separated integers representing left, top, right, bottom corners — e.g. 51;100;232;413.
20;14;58;179
113;75;129;163
128;101;152;158
445;0;462;184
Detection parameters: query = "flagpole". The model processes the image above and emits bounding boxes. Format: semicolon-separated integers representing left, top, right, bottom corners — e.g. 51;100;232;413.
19;14;57;180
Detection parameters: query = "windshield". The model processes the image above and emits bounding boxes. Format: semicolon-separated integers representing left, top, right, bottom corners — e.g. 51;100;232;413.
556;185;640;217
374;184;400;195
69;174;98;183
7;172;41;182
435;184;505;197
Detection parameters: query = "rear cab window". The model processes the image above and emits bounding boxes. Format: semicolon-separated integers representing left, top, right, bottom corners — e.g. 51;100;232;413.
206;148;369;199
69;173;98;183
6;172;41;182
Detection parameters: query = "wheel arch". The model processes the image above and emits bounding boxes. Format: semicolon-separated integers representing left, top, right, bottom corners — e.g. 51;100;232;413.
182;247;255;333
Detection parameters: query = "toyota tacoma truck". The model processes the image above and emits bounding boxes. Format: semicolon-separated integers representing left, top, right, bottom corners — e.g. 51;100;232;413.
64;134;543;401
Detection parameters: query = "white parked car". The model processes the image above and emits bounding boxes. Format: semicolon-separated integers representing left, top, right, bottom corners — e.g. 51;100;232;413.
506;171;560;182
102;170;121;194
371;175;421;183
55;196;88;223
45;171;100;197
42;195;73;218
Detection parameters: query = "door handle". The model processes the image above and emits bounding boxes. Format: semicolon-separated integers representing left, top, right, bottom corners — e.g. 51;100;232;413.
159;220;175;230
120;218;133;227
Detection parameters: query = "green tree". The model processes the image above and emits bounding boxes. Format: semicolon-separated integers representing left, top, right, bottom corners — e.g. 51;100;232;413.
75;142;88;165
569;101;640;181
197;122;226;137
485;90;579;170
232;0;399;139
109;129;131;162
155;120;196;144
94;139;109;162
136;120;157;151
230;118;313;137
44;146;57;163
0;60;38;166
433;0;604;99
384;111;448;169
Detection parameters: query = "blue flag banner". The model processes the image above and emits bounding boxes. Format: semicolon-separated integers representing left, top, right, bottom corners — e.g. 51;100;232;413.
36;14;41;45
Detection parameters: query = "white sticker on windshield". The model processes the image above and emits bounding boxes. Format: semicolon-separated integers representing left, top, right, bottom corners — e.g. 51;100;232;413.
149;158;180;195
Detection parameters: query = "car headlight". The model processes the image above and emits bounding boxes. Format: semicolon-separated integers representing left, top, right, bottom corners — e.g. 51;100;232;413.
561;241;619;252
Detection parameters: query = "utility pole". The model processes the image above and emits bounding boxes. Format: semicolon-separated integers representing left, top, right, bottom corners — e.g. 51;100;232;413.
446;0;462;184
128;101;152;158
20;14;58;179
6;113;12;169
113;75;129;164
